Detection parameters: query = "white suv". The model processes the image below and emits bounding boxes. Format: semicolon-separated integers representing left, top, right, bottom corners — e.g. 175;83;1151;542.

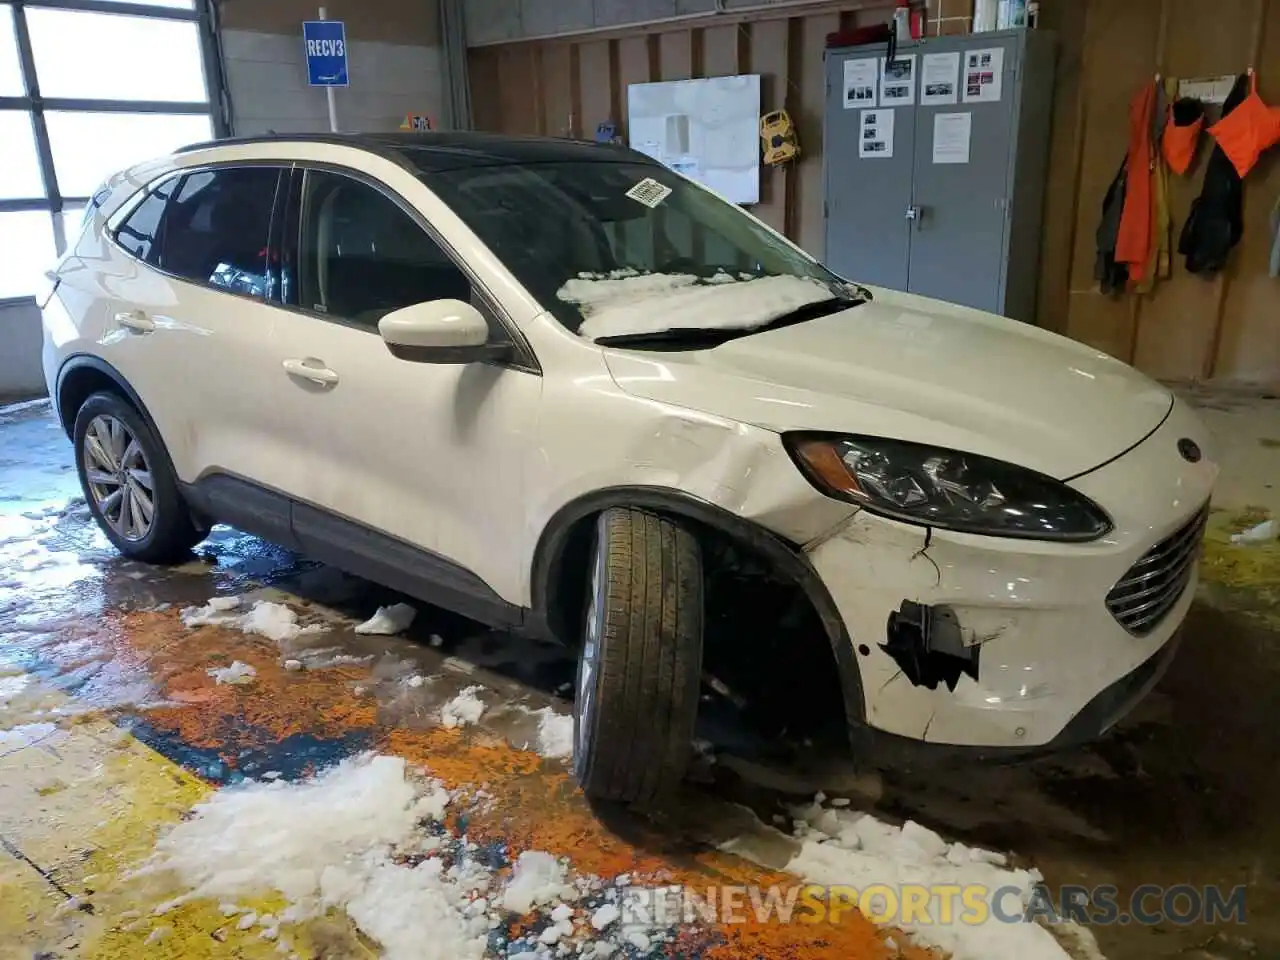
42;133;1217;803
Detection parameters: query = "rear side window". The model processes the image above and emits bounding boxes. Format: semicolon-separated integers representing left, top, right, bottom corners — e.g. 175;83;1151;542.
161;167;280;296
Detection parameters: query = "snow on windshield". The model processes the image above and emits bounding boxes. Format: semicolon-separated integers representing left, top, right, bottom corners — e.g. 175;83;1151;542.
559;269;834;341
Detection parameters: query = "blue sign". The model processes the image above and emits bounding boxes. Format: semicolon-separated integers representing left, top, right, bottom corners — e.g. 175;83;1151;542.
303;20;348;87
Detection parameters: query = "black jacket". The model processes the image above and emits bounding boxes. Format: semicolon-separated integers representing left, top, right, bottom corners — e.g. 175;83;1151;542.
1179;73;1248;276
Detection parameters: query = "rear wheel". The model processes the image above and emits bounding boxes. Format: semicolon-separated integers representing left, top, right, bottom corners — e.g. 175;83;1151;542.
73;391;204;563
573;508;703;804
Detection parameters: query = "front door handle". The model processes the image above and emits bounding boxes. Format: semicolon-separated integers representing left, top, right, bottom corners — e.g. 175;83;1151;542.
115;310;155;334
282;357;340;387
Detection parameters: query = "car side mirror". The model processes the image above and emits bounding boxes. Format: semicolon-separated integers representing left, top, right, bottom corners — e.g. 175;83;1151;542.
378;299;512;364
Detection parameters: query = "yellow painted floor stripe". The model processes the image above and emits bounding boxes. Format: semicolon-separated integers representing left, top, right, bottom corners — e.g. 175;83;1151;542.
0;674;363;960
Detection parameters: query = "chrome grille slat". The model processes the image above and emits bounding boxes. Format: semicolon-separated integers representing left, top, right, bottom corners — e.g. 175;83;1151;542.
1127;519;1206;572
1109;547;1201;609
1106;505;1208;636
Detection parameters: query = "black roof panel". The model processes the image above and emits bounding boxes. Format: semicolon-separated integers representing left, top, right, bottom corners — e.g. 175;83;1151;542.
174;131;657;172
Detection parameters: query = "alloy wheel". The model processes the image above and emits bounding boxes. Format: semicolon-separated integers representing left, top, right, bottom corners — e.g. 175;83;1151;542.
82;414;155;542
577;529;606;760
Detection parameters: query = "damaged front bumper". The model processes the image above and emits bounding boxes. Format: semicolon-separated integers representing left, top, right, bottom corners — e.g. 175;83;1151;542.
805;399;1218;753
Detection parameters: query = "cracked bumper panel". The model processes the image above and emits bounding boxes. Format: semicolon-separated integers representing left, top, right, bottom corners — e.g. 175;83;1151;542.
808;399;1218;750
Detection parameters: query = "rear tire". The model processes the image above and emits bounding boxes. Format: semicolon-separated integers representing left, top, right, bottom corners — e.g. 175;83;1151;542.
573;508;703;804
73;391;204;564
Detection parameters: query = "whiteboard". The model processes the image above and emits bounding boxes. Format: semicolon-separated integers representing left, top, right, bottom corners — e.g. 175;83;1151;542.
627;74;761;205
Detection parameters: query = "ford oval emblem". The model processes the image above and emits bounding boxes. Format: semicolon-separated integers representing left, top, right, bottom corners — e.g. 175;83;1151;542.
1178;439;1202;463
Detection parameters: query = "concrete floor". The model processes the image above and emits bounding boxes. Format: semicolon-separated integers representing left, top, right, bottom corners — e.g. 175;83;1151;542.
2;392;1279;960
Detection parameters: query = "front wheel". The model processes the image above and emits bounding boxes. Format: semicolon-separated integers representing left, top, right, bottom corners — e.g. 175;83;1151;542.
73;391;205;563
573;508;703;804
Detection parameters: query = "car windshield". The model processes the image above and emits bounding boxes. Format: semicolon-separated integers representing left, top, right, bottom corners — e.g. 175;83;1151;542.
422;159;853;341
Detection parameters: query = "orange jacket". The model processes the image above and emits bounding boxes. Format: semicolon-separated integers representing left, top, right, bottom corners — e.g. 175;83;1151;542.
1115;82;1156;285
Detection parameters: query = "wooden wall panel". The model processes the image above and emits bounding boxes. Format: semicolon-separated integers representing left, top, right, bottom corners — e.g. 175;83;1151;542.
468;0;1280;389
795;12;841;256
576;40;614;142
495;46;539;134
1062;0;1162;364
469;46;504;132
749;20;791;232
1133;0;1261;380
539;44;574;137
1215;1;1279;384
1033;0;1087;335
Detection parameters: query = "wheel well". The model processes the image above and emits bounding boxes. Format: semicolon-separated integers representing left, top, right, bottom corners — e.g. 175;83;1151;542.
544;506;854;745
57;365;130;437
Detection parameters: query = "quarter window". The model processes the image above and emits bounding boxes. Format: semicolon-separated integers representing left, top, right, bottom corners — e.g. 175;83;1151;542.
114;179;175;265
159;167;278;296
297;170;471;328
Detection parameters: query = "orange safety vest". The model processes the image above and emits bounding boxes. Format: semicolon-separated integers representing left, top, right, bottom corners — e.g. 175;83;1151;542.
1209;69;1280;178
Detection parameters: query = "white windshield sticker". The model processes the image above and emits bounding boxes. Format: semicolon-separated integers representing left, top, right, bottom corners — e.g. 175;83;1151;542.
625;178;672;208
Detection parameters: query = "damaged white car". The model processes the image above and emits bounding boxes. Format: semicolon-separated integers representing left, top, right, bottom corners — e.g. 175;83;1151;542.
42;133;1218;804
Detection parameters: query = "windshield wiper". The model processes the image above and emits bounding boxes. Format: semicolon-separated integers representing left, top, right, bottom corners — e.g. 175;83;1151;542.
593;296;864;350
594;327;745;349
749;294;863;334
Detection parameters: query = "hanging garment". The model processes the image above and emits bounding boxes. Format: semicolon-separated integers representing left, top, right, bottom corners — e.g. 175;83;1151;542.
1163;97;1206;175
1116;81;1156;284
1145;79;1174;286
1180;73;1248;276
1095;159;1130;295
1208;69;1280;178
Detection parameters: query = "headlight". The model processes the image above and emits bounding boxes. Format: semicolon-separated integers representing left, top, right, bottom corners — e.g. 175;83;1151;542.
785;434;1112;541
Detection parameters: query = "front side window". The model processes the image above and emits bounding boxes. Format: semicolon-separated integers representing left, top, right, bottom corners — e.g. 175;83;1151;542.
295;170;471;329
159;166;279;296
421;160;853;342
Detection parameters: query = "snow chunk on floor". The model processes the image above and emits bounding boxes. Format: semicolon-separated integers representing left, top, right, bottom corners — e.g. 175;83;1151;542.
354;603;417;636
207;662;256;685
562;272;835;342
779;801;1074;960
182;599;311;643
590;903;620;930
501;851;572;914
534;708;574;759
140;753;495;960
440;685;486;729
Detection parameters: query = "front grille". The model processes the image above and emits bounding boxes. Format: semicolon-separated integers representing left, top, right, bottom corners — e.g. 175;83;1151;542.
1106;506;1209;636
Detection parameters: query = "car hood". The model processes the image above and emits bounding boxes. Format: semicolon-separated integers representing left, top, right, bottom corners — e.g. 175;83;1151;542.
600;286;1173;480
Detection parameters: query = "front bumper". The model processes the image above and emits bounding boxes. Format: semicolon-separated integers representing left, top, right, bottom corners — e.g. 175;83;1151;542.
806;398;1218;751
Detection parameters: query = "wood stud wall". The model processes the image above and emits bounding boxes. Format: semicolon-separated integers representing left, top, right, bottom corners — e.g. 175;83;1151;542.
470;0;1280;389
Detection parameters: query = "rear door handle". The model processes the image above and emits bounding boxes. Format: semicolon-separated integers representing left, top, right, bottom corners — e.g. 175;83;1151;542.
115;310;155;334
282;357;340;386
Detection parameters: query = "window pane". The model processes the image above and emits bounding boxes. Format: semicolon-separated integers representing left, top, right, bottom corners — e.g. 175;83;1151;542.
0;6;23;96
94;0;195;8
46;111;212;197
160;167;278;296
116;181;174;264
28;9;206;101
0;111;44;200
299;172;471;326
0;211;56;300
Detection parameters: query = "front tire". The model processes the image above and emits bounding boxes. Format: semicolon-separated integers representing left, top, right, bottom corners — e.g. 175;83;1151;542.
573;508;703;804
73;391;204;563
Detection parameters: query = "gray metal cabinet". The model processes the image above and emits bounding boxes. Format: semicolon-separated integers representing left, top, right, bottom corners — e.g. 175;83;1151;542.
823;29;1056;321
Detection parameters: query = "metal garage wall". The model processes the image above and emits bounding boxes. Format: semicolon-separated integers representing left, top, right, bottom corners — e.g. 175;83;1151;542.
215;0;447;134
469;0;1280;391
